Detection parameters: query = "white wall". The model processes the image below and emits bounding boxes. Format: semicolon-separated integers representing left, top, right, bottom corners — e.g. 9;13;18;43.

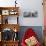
0;0;44;26
18;0;44;26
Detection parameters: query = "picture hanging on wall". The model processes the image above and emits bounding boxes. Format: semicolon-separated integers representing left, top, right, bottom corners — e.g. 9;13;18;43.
23;11;38;17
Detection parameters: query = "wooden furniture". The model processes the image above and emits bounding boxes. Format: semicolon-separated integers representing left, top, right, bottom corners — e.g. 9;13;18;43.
0;7;19;24
0;41;2;46
2;40;19;46
0;7;19;46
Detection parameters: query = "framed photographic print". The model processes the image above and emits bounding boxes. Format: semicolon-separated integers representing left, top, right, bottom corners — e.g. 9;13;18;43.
10;11;15;15
2;10;9;15
9;10;17;15
32;11;38;17
23;12;32;17
23;11;38;17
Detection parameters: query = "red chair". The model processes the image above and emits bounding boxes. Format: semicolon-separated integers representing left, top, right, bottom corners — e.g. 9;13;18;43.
21;28;41;46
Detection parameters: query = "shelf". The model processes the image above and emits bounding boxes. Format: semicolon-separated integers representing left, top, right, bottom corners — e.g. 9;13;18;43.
0;7;19;24
1;40;19;46
0;24;20;32
1;15;18;24
2;40;19;43
0;7;19;16
0;7;19;46
0;6;19;10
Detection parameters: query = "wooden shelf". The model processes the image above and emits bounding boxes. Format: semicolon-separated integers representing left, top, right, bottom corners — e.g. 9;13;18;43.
0;24;20;32
0;40;19;46
2;40;19;42
0;7;19;46
0;7;19;10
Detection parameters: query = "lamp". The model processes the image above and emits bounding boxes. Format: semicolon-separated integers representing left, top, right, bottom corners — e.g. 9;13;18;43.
15;0;17;7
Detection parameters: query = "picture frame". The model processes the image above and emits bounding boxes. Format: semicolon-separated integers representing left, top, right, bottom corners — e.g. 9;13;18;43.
9;10;17;15
10;11;17;15
23;11;38;17
32;11;38;17
23;12;32;17
2;10;9;15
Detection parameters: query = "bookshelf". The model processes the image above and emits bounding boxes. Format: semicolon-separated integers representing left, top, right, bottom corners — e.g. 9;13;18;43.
0;7;20;46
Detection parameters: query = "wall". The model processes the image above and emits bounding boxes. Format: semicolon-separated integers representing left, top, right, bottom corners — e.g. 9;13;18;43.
0;0;44;26
18;0;44;26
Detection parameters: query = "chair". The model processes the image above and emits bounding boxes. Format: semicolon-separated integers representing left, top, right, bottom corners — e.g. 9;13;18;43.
21;28;41;46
